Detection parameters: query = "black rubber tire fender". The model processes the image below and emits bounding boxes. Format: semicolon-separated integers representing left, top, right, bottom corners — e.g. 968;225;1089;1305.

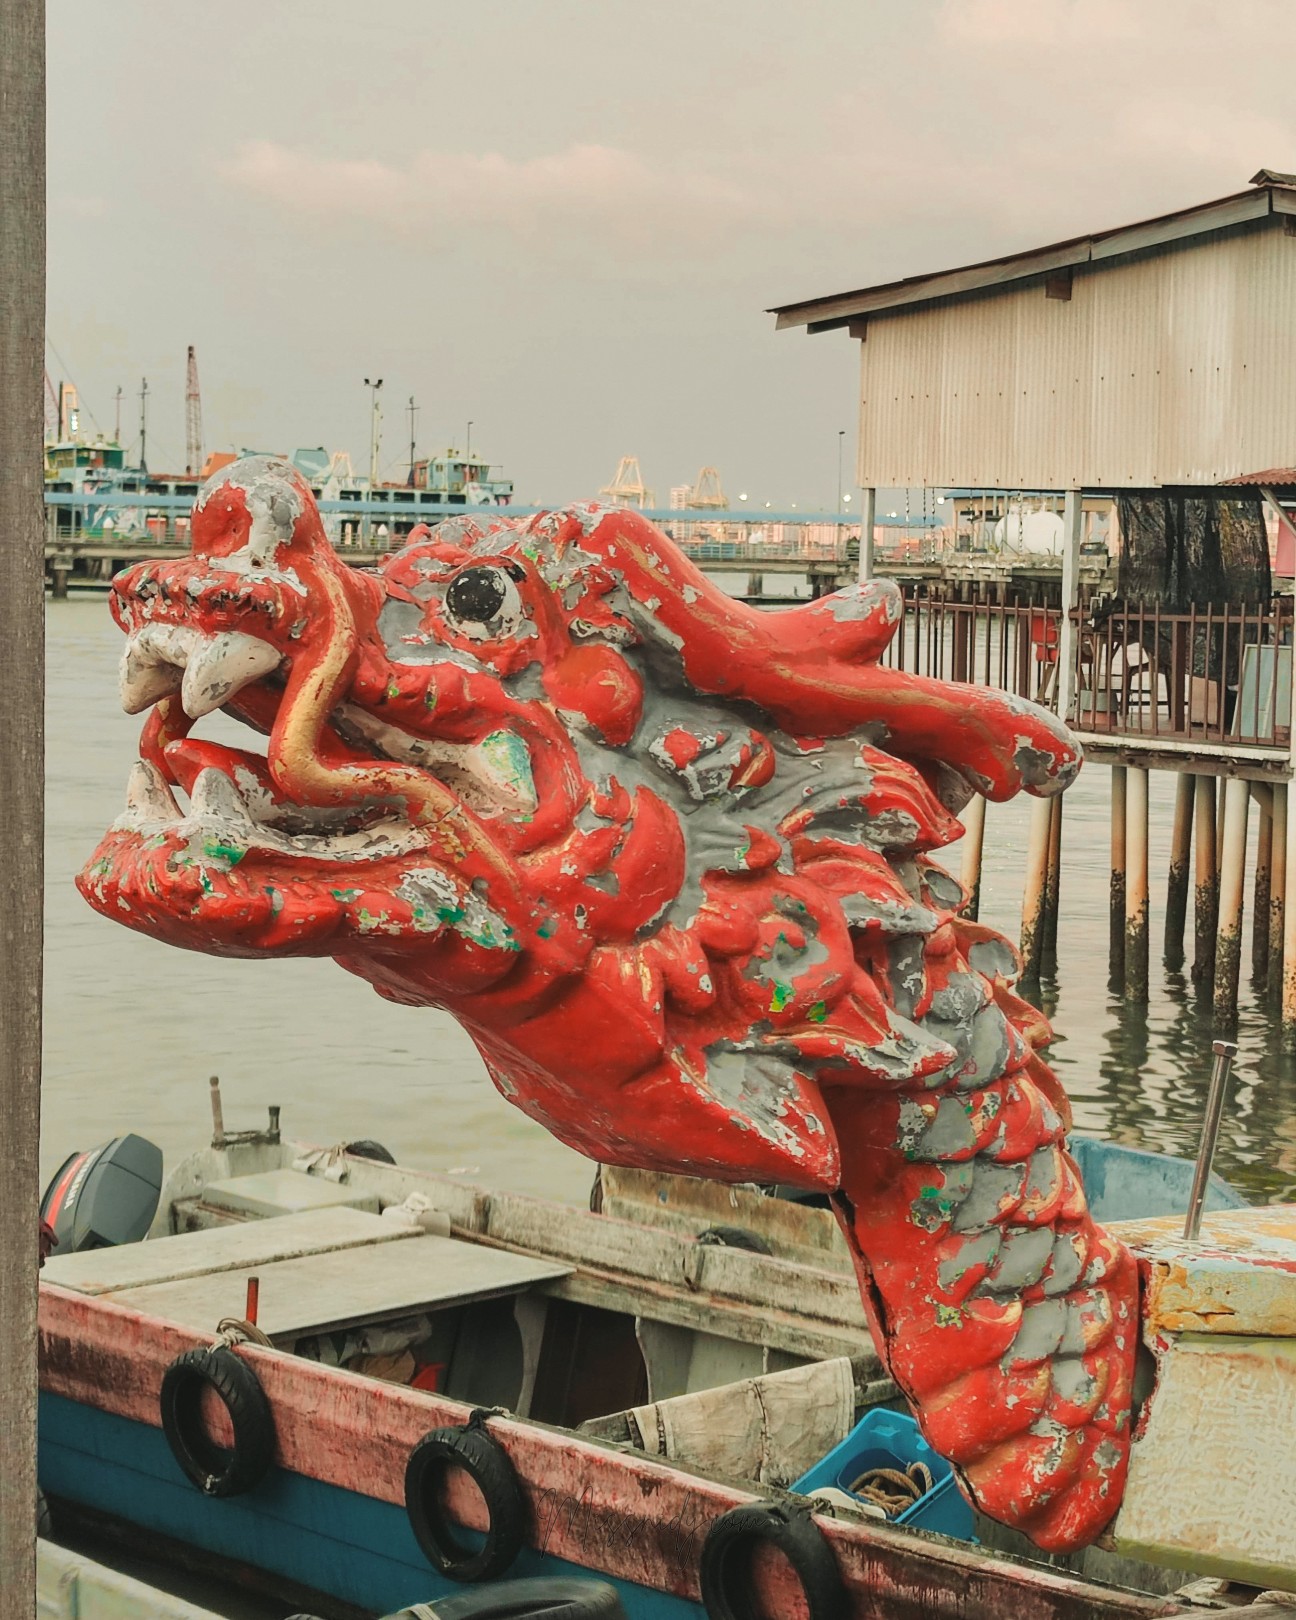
405;1414;528;1583
394;1576;626;1618
699;1501;847;1620
345;1138;397;1164
159;1344;276;1497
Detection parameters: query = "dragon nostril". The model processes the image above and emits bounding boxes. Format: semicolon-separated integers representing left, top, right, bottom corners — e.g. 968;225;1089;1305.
445;567;509;626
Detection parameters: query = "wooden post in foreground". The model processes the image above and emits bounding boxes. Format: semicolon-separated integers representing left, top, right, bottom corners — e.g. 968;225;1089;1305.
0;0;46;1610
1214;777;1250;1026
1124;767;1150;1003
1193;774;1219;993
1164;773;1193;970
959;793;986;923
1110;765;1127;989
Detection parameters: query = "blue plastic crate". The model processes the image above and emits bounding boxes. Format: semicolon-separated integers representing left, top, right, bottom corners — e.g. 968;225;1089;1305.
791;1407;975;1540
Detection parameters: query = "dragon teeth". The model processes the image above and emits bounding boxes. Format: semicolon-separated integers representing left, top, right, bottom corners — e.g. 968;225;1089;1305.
123;760;181;821
180;632;283;720
187;767;253;824
117;623;281;719
119;624;198;714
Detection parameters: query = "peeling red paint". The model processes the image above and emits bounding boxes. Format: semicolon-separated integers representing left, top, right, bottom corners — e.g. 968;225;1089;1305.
74;458;1133;1551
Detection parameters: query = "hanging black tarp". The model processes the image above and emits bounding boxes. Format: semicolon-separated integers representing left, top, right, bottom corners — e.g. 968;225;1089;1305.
1117;489;1270;608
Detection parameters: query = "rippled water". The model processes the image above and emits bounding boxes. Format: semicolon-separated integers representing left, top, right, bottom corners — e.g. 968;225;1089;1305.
42;598;1296;1205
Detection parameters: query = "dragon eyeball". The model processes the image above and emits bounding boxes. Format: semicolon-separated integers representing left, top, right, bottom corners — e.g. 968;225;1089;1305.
443;565;525;640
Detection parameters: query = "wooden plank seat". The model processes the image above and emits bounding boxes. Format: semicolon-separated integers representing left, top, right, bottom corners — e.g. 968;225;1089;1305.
97;1234;573;1341
40;1207;416;1297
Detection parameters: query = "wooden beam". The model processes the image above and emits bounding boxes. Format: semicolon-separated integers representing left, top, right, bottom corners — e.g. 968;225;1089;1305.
0;0;46;1611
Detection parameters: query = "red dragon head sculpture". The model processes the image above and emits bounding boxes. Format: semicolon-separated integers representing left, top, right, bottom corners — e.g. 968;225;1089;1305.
79;456;1137;1551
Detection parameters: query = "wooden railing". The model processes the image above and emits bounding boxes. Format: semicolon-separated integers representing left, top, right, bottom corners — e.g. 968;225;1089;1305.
879;591;1061;705
1071;598;1293;751
878;588;1293;754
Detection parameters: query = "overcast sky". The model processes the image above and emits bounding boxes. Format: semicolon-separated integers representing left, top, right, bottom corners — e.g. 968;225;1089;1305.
46;0;1296;508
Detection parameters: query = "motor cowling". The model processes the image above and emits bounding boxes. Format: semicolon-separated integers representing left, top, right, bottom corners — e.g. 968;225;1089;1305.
40;1134;163;1254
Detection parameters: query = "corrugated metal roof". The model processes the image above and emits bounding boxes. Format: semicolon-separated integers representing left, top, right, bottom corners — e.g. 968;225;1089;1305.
771;176;1296;332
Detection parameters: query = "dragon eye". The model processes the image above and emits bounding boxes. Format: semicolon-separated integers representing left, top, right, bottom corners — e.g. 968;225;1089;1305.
443;566;521;633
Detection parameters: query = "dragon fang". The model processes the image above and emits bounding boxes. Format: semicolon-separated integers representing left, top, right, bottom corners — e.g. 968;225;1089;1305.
78;455;1138;1551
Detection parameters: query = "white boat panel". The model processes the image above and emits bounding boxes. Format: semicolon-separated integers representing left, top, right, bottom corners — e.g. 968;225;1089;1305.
38;1540;226;1619
1111;1333;1296;1588
104;1233;572;1339
42;1207;415;1296
202;1166;379;1217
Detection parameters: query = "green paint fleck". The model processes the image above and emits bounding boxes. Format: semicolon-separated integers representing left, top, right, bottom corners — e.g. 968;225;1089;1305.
331;888;363;903
807;1001;828;1023
934;1304;963;1329
769;982;793;1014
202;841;245;866
386;679;400;700
536;917;558;940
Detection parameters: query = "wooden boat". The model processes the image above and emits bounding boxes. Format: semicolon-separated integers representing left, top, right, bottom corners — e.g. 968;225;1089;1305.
37;1102;1296;1619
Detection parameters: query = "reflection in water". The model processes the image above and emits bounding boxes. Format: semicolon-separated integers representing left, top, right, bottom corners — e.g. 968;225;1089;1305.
44;601;1296;1205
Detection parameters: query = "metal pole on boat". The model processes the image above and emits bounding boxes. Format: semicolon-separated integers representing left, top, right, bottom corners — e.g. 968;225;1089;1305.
958;793;986;923
0;0;46;1609
1183;1040;1238;1242
1163;772;1194;971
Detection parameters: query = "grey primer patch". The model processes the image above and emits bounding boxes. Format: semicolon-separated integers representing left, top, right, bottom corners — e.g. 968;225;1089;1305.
1005;1298;1069;1366
887;936;927;1021
951;1159;1028;1234
980;1226;1054;1294
700;1041;821;1151
922;868;964;908
1040;1231;1085;1298
937;1229;1000;1293
912;1094;979;1161
953;1004;1012;1092
967;938;1018;981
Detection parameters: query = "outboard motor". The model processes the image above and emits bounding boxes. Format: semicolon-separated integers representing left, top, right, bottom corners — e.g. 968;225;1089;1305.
39;1134;163;1254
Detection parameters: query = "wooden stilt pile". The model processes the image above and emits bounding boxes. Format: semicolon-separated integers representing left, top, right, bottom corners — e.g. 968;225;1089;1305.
959;793;986;923
1270;783;1287;1004
1193;775;1219;993
1214;777;1250;1026
1020;794;1054;986
0;0;47;1610
1110;766;1127;989
1042;796;1063;972
1163;774;1193;971
1124;767;1150;1004
1252;784;1273;983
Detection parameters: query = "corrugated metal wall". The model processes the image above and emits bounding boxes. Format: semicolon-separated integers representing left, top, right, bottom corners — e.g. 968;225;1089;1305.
857;222;1296;488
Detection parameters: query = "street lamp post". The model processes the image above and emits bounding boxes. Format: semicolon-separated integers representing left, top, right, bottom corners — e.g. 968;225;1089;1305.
363;376;383;542
837;429;845;517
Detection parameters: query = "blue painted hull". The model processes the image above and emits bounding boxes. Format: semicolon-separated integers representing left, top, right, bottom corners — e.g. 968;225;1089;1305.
39;1393;701;1618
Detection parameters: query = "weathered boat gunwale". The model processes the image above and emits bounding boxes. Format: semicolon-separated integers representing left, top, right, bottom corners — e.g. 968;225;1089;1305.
38;1282;1183;1620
